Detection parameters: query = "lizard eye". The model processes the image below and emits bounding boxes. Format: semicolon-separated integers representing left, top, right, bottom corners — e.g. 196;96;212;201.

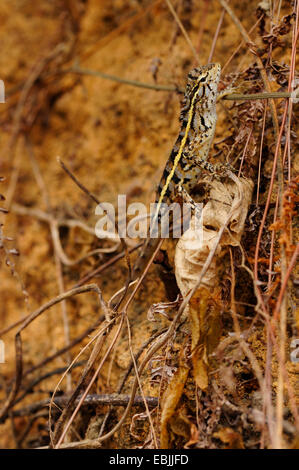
198;74;207;83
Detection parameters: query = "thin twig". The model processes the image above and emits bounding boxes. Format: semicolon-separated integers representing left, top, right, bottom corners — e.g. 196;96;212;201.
12;362;86;408
22;318;103;380
274;244;299;319
66;64;297;100
165;0;200;64
54;313;125;447
125;315;158;448
66;65;180;92
11;394;158;418
49;317;116;445
0;284;108;424
223;91;296;100
229;249;265;391
74;242;142;288
57;157;132;278
98;327;167;439
208;8;225;63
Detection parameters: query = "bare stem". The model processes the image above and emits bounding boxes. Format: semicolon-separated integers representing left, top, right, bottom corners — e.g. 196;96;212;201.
66;64;296;101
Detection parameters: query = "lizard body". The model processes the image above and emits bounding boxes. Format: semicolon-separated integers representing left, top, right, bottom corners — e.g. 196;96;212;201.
132;63;222;280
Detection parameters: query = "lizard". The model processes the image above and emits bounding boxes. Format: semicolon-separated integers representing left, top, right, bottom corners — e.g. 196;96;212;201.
131;62;228;282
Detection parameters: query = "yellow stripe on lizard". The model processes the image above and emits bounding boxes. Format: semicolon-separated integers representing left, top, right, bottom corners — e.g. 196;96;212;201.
152;82;202;228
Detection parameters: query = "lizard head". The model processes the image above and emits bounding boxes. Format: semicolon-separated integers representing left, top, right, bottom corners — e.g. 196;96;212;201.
180;63;221;119
187;63;221;85
186;63;221;98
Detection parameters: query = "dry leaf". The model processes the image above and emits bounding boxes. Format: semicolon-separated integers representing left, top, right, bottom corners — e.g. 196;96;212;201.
213;427;244;449
160;365;189;448
175;177;253;297
174;176;253;389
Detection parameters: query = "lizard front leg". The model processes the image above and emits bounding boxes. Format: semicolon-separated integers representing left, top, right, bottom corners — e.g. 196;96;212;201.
183;152;236;180
176;183;198;212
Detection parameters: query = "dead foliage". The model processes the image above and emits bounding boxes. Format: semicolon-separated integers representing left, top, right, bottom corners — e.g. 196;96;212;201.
0;0;298;449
